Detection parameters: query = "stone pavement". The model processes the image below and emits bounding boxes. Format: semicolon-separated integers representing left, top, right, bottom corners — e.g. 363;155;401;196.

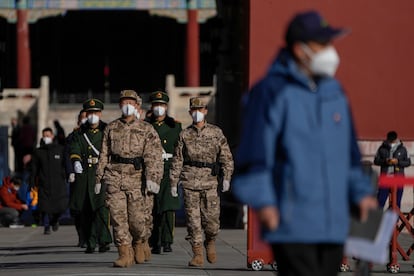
0;225;413;276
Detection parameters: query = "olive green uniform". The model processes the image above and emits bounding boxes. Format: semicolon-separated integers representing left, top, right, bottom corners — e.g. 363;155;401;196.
70;120;112;251
147;115;181;250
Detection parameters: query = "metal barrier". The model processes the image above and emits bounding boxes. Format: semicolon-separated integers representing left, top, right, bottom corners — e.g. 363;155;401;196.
378;175;414;273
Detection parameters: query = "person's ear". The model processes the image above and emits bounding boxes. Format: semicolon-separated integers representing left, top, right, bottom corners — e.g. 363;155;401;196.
292;42;307;61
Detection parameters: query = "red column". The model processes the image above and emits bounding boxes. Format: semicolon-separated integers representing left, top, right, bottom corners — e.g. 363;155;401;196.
17;9;31;88
186;8;199;87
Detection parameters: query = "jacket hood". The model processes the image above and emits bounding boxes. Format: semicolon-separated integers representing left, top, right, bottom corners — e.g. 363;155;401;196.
268;48;334;91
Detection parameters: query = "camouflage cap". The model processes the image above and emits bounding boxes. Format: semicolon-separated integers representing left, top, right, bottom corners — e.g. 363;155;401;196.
150;91;169;104
136;94;143;105
119;90;139;101
189;97;207;109
83;98;104;112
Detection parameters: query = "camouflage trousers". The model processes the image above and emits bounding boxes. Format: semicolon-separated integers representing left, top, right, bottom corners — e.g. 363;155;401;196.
144;191;154;241
106;188;146;246
183;188;220;246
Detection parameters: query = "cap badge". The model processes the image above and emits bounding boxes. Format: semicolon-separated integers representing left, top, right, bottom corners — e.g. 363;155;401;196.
90;100;95;106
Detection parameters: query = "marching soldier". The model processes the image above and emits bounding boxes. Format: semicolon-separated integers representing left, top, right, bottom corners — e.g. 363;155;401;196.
170;97;234;267
134;94;154;261
146;91;182;254
65;109;87;247
95;90;163;268
70;99;112;253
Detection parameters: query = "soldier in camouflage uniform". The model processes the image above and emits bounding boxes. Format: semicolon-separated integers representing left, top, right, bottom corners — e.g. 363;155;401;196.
95;90;163;268
146;91;182;254
170;97;234;267
133;94;154;261
70;99;112;253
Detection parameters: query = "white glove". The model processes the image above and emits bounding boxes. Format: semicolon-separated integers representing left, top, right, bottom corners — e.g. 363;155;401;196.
171;186;178;197
222;180;230;192
147;180;160;194
68;173;75;183
94;183;101;194
74;161;83;174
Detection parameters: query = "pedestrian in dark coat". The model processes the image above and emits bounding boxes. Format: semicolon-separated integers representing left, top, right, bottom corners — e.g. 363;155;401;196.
30;127;68;234
374;131;411;208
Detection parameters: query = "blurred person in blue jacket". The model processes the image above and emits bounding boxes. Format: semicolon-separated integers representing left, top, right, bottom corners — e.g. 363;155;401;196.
232;10;377;276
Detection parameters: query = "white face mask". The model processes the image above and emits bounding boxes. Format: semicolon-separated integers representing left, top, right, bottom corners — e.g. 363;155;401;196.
191;111;205;123
87;114;100;125
43;136;53;145
80;118;88;125
134;109;141;120
153;106;166;117
301;44;340;77
122;104;136;116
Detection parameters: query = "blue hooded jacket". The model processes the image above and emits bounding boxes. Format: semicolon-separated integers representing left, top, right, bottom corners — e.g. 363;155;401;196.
232;49;373;244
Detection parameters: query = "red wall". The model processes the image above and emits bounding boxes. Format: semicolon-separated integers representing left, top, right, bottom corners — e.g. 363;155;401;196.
249;0;414;140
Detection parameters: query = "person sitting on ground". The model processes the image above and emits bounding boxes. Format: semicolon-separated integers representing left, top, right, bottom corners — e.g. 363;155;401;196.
0;176;28;227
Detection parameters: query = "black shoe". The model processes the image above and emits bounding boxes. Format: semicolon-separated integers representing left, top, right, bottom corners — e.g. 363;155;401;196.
77;239;85;247
85;247;95;254
52;222;59;232
151;245;161;254
98;244;110;253
44;227;51;235
163;243;172;252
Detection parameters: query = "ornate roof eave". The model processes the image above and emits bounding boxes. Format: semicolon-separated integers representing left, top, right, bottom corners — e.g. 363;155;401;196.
149;9;216;24
0;8;216;24
0;9;66;23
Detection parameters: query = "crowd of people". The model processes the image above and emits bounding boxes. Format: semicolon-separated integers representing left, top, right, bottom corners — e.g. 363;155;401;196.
1;90;234;268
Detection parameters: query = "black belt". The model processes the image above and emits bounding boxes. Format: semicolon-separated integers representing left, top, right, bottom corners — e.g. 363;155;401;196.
111;154;139;164
184;161;215;168
111;154;143;170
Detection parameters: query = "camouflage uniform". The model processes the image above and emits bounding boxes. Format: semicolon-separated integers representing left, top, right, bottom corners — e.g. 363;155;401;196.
170;98;234;249
143;189;154;258
96;117;163;246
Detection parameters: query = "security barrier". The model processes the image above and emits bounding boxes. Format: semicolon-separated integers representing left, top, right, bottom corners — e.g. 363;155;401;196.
378;175;414;273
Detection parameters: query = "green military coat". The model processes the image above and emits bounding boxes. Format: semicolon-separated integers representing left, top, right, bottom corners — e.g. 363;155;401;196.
69;121;107;211
147;115;181;213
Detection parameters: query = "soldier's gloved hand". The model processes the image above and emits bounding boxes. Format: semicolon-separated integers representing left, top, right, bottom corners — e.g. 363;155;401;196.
147;180;160;194
94;183;101;194
171;186;178;197
74;161;83;174
68;173;75;183
222;180;231;192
